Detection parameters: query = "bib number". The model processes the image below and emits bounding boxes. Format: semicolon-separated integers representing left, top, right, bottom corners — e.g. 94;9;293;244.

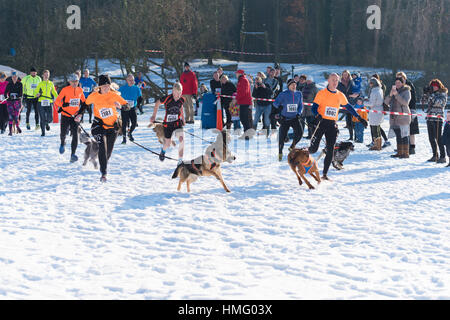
69;99;80;107
41;100;50;107
167;114;178;122
31;84;38;90
83;87;91;93
100;108;113;119
287;104;298;113
126;100;134;108
325;106;338;118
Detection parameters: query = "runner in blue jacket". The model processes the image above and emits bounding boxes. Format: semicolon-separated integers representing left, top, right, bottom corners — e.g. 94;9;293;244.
273;79;304;161
79;69;97;123
119;74;142;144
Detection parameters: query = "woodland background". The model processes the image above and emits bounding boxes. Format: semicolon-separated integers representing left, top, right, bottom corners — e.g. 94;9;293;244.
0;0;448;87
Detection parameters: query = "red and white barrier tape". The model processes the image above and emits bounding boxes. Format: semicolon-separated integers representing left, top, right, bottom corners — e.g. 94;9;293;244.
145;48;305;56
217;94;444;119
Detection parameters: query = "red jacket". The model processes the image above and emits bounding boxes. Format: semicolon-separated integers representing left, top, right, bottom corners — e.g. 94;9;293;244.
236;75;252;105
180;70;198;96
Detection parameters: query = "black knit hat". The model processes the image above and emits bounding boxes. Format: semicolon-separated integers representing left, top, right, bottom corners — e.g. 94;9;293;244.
98;74;112;86
287;79;296;88
184;62;190;67
30;67;37;72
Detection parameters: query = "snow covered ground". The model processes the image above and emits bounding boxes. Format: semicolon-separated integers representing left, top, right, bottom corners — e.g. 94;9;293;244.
0;104;449;299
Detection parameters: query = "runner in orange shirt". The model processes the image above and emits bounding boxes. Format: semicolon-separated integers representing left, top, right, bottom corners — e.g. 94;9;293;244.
309;73;368;180
54;73;86;163
85;74;128;182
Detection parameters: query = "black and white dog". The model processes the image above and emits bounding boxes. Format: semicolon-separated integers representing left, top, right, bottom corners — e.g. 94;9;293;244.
317;141;355;170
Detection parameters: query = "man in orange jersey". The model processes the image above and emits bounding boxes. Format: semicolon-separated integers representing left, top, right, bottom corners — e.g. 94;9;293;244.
54;73;87;163
309;73;368;180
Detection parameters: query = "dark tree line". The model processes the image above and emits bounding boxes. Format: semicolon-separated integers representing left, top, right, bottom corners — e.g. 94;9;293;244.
0;0;448;85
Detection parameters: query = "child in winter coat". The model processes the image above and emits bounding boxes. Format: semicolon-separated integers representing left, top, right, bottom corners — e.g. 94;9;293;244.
353;97;368;143
443;110;450;167
352;72;362;96
229;92;241;134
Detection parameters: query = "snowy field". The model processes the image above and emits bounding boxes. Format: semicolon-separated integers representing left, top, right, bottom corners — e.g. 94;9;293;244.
0;105;449;299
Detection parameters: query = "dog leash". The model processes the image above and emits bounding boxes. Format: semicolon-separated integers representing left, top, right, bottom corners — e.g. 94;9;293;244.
129;140;179;162
152;120;215;144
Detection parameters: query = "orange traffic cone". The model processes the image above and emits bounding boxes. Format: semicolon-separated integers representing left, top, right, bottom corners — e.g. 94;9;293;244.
53;104;59;123
216;94;223;131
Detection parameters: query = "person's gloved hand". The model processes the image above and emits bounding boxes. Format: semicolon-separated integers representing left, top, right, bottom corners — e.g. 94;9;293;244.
57;107;63;114
358;117;368;128
314;114;322;126
74;114;82;123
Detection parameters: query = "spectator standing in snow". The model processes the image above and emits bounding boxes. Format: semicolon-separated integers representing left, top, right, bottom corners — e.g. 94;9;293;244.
179;62;198;124
220;75;236;130
396;72;418;155
235;69;253;140
442;111;450;167
424;79;448;163
210;71;221;94
365;77;385;151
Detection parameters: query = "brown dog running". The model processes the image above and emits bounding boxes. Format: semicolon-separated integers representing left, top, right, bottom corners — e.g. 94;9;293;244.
148;123;176;147
171;130;236;193
288;148;321;190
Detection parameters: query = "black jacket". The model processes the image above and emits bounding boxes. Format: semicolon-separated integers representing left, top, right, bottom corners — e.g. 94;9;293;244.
252;85;273;106
5;80;23;101
405;79;417;110
220;81;236;107
210;79;221;94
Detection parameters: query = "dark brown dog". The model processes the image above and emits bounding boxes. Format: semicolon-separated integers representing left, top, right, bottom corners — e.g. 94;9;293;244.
172;130;235;193
288;148;321;190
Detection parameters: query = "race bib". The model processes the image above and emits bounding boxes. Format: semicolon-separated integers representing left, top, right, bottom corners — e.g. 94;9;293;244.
325;106;338;118
99;108;113;119
10;93;18;100
0;94;4;101
83;87;91;93
167;114;178;122
41;100;50;106
126;100;134;108
30;84;38;90
287;104;298;113
69;99;80;107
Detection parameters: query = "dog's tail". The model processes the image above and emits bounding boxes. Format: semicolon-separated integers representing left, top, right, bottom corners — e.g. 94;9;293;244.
172;163;184;179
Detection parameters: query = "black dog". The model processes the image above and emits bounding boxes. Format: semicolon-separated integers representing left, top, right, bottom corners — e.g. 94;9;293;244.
317;141;355;170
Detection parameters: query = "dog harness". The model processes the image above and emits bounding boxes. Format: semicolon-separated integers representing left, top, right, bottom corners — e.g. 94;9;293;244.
301;156;316;174
189;149;219;175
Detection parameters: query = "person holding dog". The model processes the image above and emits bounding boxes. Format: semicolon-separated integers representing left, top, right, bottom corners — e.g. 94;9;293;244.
150;82;185;164
54;73;87;163
273;79;304;161
309;73;368;180
119;74;142;144
85;74;128;182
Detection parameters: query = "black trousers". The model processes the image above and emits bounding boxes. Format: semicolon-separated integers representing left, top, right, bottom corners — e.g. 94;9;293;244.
279;117;303;154
60;116;78;155
222;101;232;129
137;96;144;114
81;104;93;122
239;105;251;132
270;104;278;129
309;119;338;176
121;108;137;137
0;104;8;131
92;121;118;176
427;120;445;157
25;98;39;125
370;125;381;140
346;113;354;139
